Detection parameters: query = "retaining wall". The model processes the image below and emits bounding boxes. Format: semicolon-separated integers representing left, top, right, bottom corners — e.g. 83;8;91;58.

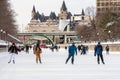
58;43;120;52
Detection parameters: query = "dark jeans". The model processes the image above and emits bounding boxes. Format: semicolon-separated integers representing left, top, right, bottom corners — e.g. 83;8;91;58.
97;54;105;64
65;54;74;64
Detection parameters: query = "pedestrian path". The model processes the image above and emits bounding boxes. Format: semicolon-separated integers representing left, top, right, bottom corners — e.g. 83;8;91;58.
0;48;120;80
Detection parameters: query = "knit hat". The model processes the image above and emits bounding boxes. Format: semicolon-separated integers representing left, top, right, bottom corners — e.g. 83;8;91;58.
98;42;100;44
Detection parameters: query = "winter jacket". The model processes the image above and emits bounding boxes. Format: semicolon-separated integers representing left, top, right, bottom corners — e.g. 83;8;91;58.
106;46;109;51
68;45;77;55
34;47;42;55
77;45;81;51
95;44;103;55
94;45;97;56
8;45;19;54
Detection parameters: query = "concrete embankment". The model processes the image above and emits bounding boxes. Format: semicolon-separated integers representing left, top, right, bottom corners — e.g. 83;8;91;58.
0;46;8;52
1;42;119;52
0;48;7;52
87;44;120;52
58;42;120;52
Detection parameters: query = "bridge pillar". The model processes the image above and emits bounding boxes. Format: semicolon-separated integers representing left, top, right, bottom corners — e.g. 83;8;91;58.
64;34;67;44
66;37;70;43
53;35;56;44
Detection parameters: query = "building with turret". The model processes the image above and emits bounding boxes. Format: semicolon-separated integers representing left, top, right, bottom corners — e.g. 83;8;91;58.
58;1;72;20
22;1;94;44
24;1;91;33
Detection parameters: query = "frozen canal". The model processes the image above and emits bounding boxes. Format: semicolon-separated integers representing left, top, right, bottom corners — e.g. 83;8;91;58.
0;48;120;80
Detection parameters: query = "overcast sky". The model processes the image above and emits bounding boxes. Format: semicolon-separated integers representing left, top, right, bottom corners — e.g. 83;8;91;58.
10;0;96;32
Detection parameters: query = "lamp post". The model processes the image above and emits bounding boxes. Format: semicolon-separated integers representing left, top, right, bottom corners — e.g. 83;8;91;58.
108;30;111;41
97;32;100;41
0;29;3;40
81;36;83;43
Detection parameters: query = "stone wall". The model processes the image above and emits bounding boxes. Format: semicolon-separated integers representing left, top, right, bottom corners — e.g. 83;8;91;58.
58;43;120;52
88;44;120;52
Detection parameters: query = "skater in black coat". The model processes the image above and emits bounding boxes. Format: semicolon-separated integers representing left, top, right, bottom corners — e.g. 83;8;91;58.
8;43;20;64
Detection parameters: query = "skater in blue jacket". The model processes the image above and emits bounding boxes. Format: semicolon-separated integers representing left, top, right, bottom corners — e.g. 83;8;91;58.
95;42;105;64
65;42;77;64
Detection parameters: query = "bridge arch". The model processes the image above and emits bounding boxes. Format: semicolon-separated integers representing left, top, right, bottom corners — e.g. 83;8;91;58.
23;33;55;46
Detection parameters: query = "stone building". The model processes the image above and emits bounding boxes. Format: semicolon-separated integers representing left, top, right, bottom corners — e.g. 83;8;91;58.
24;1;71;33
24;1;92;33
23;1;92;44
97;0;120;15
58;1;72;20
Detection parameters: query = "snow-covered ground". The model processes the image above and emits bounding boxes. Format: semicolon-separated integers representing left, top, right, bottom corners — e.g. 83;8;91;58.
0;48;120;80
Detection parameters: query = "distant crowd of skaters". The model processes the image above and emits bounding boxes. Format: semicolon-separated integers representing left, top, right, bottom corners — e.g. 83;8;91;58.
7;42;109;65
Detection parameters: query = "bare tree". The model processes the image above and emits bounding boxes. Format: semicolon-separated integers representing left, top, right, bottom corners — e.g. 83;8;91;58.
0;0;18;42
75;25;97;42
85;6;96;28
85;6;120;41
97;10;120;41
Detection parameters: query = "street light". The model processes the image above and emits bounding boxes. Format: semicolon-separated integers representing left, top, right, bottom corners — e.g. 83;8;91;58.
81;36;83;42
97;32;100;41
108;30;111;41
0;29;3;39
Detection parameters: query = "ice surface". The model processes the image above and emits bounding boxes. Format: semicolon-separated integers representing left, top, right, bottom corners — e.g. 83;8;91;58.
0;48;120;80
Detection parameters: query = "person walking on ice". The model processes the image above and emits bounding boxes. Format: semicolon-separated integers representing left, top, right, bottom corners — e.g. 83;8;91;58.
95;42;105;64
8;43;20;64
34;43;42;64
65;42;77;64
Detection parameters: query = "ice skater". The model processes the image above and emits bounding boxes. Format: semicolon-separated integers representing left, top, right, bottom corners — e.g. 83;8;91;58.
77;45;81;53
25;44;29;54
105;44;109;55
65;42;77;64
94;42;105;64
8;43;20;64
34;43;42;64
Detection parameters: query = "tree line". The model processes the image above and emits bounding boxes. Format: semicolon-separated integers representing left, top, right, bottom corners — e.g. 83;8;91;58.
0;0;18;42
75;6;120;42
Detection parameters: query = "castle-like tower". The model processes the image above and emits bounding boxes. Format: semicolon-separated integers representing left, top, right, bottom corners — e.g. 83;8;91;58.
58;1;69;20
31;5;36;20
25;0;90;32
31;1;71;21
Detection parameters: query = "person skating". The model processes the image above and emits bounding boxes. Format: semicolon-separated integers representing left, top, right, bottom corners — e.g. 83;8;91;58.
81;45;86;55
34;43;42;64
95;42;105;64
77;45;81;53
8;43;20;64
94;45;97;56
65;42;77;64
105;44;109;55
25;44;29;54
